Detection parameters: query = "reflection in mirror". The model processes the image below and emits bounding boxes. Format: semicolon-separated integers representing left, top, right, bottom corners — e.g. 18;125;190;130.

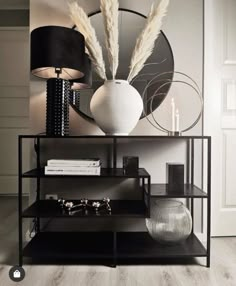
70;54;92;90
70;9;174;121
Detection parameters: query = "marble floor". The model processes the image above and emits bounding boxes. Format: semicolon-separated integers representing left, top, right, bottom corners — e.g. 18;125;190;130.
0;197;236;286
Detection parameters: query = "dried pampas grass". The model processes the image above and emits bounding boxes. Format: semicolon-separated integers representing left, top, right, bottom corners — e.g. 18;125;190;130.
100;0;119;79
69;2;107;80
127;0;170;82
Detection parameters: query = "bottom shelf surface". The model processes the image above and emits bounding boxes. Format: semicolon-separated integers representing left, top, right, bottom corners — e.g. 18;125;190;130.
23;231;207;265
23;232;113;261
117;232;206;259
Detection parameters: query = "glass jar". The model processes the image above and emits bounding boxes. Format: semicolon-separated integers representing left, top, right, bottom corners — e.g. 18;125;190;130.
146;199;192;244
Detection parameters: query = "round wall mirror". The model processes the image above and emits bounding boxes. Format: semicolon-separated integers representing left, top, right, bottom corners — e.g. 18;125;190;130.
71;8;174;121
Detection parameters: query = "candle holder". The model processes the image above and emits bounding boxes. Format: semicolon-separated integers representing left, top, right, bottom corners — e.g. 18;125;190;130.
141;71;203;135
167;131;182;137
58;198;111;216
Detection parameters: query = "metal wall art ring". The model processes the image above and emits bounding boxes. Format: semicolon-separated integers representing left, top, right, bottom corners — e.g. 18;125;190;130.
141;71;203;135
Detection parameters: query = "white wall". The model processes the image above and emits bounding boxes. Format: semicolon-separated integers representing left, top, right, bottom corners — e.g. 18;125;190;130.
29;0;204;232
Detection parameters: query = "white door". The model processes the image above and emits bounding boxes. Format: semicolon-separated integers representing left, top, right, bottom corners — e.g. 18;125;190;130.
0;29;30;194
205;0;236;236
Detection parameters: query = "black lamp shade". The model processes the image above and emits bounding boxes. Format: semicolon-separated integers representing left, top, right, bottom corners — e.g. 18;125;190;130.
31;26;85;80
70;54;92;90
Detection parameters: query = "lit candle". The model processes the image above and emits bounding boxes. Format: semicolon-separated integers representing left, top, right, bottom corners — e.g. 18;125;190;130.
175;108;180;132
171;97;175;132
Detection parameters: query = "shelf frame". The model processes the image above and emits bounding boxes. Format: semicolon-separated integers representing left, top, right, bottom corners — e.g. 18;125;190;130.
18;135;211;267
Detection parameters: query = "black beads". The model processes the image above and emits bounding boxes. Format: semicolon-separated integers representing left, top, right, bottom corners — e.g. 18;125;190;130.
69;89;80;110
46;78;70;136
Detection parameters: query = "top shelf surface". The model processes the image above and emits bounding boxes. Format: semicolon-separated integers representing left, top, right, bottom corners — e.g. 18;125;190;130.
22;168;150;178
19;135;211;139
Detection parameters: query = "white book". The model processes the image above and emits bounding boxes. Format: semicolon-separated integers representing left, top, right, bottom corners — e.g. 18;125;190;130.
45;166;101;176
47;159;100;167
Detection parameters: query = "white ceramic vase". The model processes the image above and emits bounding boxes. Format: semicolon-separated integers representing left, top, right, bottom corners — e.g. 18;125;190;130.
90;80;143;135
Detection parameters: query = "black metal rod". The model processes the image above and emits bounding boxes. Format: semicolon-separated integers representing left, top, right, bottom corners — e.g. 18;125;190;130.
191;139;195;233
148;177;151;218
113;138;117;169
18;136;23;266
106;144;112;168
112;231;117;268
36;138;41;170
207;137;211;267
186;139;191;211
191;139;195;185
142;178;145;202
186;139;190;184
36;138;41;232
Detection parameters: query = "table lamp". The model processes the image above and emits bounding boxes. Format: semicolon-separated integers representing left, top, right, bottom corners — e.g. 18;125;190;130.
31;25;85;136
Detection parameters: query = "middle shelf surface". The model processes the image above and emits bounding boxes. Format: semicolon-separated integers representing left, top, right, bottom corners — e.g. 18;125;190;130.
150;184;207;198
22;200;148;218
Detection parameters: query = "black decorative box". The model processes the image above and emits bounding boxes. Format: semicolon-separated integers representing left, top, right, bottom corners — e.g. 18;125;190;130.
166;163;184;193
123;156;139;175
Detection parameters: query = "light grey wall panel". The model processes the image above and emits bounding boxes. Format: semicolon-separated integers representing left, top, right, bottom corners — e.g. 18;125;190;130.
0;0;29;10
0;98;29;117
0;29;30;194
0;117;29;129
0;86;29;98
0;30;29;86
0;10;29;27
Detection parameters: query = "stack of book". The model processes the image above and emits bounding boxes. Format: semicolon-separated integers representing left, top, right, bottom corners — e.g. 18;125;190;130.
45;159;101;176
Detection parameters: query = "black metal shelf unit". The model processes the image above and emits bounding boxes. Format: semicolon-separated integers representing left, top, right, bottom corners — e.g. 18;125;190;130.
18;135;211;267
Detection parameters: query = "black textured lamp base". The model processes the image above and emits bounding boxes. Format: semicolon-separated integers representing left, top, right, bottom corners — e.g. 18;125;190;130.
46;78;70;136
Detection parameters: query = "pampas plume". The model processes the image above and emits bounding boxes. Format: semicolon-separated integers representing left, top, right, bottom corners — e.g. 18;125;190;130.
127;0;170;82
100;0;119;79
69;2;107;80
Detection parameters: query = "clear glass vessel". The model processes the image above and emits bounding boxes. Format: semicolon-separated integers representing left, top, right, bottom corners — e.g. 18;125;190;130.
146;199;192;244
